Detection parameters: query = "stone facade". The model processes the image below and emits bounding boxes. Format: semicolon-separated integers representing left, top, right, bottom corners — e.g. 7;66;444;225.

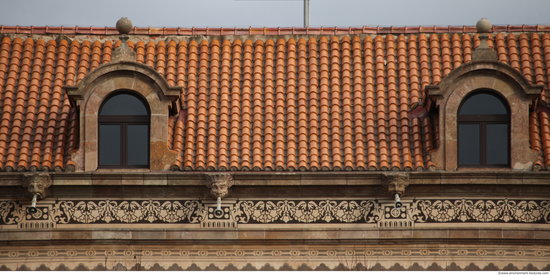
1;21;550;271
1;172;549;270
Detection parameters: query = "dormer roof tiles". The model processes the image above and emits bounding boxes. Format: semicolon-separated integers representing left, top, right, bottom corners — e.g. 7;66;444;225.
0;26;549;171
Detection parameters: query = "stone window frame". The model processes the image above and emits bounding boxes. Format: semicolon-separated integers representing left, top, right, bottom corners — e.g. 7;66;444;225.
456;90;510;167
98;90;151;169
426;60;544;171
66;61;181;171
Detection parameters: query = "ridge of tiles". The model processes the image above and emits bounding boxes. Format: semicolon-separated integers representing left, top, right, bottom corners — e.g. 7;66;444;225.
0;32;549;172
1;25;550;36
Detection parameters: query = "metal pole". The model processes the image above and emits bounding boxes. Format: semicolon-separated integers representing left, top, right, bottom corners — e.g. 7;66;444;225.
304;0;309;28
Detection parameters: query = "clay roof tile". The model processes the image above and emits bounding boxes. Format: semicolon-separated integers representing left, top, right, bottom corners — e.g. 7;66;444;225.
0;26;548;171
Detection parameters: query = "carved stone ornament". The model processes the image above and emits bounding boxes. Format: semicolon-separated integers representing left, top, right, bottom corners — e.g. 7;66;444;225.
472;18;498;61
112;17;136;62
116;17;133;35
205;173;233;199
381;173;409;196
475;17;492;33
21;173;52;198
112;35;136;62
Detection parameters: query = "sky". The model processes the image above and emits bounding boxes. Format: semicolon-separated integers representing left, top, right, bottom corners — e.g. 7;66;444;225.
0;0;549;28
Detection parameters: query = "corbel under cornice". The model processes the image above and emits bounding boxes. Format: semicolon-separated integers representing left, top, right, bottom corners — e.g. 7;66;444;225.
21;173;52;199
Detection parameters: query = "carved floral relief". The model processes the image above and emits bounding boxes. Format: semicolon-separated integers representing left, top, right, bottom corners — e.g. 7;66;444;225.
1;199;549;226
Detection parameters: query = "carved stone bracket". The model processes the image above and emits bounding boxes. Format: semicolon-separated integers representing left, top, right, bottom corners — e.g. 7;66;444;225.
381;173;409;196
205;173;234;199
21;173;52;198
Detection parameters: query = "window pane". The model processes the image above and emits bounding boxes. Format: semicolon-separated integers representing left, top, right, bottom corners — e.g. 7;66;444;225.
127;124;149;166
459;93;507;115
99;124;121;166
459;124;480;165
487;124;509;165
100;93;148;116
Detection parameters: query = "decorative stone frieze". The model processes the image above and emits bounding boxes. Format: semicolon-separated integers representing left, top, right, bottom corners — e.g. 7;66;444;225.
1;244;548;271
2;198;548;227
205;173;233;199
232;199;380;224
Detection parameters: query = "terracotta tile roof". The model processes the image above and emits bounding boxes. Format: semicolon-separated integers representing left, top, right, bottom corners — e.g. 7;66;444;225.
1;26;550;171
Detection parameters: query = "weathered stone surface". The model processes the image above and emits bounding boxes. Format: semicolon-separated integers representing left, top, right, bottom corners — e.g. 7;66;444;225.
66;62;181;172
205;173;233;199
115;17;133;34
1;243;547;271
381;173;409;195
427;61;543;171
22;173;52;198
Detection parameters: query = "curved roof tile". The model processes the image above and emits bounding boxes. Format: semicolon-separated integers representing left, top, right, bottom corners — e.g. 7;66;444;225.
1;27;550;171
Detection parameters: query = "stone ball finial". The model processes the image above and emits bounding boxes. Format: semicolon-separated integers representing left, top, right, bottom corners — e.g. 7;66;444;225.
476;18;492;33
116;17;133;35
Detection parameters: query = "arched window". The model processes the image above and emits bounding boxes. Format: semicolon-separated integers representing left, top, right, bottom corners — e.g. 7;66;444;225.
458;90;510;167
98;91;150;168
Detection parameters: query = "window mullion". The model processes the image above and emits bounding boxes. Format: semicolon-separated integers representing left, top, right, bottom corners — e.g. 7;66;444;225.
507;121;511;165
480;122;486;165
98;92;151;169
122;123;127;166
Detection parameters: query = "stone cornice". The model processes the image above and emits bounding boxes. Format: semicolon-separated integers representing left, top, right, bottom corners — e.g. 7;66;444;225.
1;171;550;187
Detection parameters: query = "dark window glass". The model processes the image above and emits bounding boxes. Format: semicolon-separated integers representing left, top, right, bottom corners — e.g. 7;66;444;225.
458;124;480;165
99;125;121;166
100;93;149;116
127;125;149;166
99;91;150;168
457;91;509;167
486;124;508;165
459;93;507;115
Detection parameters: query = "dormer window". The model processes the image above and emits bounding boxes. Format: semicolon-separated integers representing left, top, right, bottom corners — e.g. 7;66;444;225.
457;90;510;167
98;91;150;168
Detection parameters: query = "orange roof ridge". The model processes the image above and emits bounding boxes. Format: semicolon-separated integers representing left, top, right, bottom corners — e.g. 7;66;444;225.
1;25;550;36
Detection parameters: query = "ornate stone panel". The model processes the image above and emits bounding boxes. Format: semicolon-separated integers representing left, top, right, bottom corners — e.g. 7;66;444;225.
0;201;18;225
2;198;549;227
411;199;550;223
53;200;205;224
231;200;379;224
